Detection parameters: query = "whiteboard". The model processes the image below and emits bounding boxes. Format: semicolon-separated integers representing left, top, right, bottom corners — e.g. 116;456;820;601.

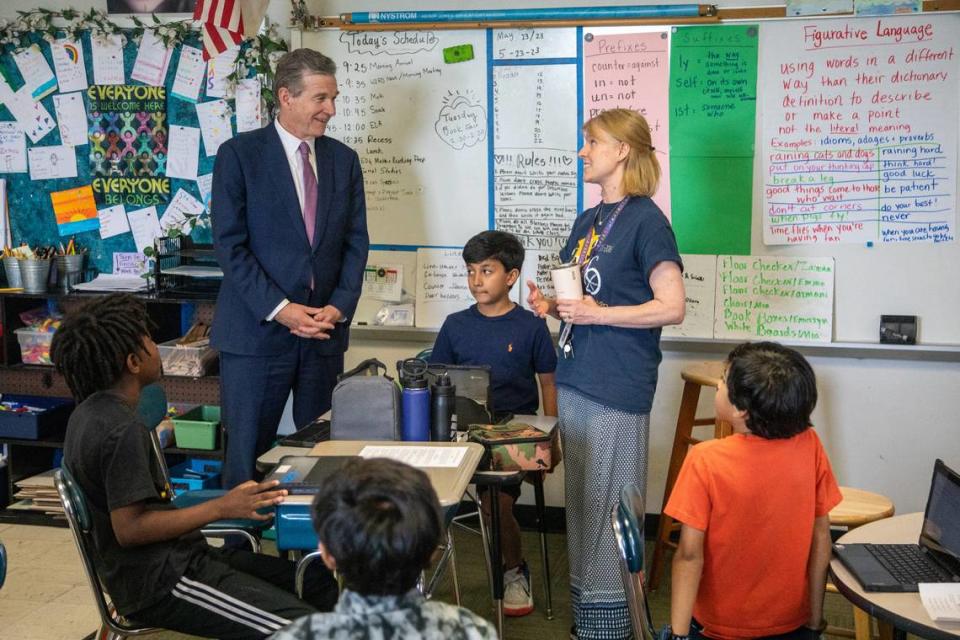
303;30;488;247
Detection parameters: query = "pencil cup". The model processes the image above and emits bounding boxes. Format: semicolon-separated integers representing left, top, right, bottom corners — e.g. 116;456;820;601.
19;259;51;294
3;256;22;289
56;254;85;293
551;262;583;300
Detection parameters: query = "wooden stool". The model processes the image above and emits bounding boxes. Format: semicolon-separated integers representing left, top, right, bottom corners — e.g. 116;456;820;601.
648;361;728;590
826;487;895;640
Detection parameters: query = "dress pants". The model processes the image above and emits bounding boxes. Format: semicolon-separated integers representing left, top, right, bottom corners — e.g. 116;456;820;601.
220;340;343;489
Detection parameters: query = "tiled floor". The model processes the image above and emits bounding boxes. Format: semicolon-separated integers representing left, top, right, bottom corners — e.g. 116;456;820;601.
0;520;866;640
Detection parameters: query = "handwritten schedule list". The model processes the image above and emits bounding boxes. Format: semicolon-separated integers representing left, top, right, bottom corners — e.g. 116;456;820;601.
760;16;957;245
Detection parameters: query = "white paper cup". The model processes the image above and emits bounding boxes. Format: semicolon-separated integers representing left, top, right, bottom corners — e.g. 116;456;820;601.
551;263;583;300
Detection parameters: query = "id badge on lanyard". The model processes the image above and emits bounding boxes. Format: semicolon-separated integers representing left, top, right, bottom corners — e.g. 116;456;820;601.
559;196;630;359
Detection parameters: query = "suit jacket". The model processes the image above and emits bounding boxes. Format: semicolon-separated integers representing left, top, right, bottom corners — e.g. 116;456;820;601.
210;123;369;356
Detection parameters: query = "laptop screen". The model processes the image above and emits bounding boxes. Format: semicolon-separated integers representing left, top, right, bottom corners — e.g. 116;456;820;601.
919;459;960;576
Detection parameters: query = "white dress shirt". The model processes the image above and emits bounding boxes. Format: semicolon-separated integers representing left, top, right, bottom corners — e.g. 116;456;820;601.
266;119;317;321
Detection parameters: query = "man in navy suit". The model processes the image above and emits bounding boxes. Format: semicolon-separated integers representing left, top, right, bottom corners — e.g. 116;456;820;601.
212;49;369;488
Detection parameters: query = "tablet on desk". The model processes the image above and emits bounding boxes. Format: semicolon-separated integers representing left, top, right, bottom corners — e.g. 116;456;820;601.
265;455;358;495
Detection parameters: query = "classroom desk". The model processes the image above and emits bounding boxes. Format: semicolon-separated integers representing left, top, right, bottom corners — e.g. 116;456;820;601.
829;513;960;640
267;440;484;550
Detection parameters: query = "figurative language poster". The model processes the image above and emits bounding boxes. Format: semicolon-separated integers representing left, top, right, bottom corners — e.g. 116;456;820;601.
88;85;171;208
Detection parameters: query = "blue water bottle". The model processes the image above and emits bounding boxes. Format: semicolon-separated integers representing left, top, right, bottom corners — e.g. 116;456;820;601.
398;358;431;442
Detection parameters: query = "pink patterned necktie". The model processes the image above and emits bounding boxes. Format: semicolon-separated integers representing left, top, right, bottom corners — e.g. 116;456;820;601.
298;141;317;245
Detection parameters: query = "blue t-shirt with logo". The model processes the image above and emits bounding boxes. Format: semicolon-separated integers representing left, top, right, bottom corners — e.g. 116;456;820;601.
431;304;557;415
556;196;683;414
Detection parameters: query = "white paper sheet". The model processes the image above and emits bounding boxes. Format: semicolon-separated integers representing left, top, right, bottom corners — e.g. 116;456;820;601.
358;445;468;468
52;92;88;147
14;44;58;100
98;204;130;239
205;46;239;98
0;179;7;250
234;78;262;132
90;34;125;85
919;583;960;622
0;122;28;173
415;248;474;328
166;125;200;180
196;173;213;209
28;145;76;180
195;100;233;157
5;85;56;143
171;45;205;103
127;205;163;253
131;29;173;87
51;39;88;93
72;274;148;291
662;254;718;339
160;188;205;232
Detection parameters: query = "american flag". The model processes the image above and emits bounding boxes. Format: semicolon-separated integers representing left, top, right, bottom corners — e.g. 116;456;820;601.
193;0;269;60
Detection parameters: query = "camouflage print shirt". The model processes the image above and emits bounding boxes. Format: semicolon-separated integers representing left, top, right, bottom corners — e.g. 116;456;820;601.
269;588;498;640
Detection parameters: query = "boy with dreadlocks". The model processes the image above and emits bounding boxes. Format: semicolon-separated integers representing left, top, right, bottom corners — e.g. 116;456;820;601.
51;294;338;639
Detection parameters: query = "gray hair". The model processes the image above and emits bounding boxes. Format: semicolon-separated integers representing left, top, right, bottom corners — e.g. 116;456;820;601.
273;49;337;97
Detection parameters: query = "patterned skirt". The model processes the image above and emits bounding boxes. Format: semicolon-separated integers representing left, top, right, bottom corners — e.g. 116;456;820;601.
559;386;650;640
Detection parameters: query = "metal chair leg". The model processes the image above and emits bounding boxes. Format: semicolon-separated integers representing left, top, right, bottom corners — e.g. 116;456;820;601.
295;550;323;598
533;471;554;620
475;489;503;639
448;529;462;606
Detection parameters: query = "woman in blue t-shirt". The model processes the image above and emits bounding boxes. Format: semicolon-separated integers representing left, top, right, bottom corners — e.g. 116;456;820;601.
526;108;685;640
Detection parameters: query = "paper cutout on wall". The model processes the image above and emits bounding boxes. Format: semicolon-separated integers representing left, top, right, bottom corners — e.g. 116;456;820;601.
51;185;99;235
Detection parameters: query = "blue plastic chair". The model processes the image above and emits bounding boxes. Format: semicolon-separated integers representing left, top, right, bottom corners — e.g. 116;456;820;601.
0;541;7;589
611;482;656;640
138;384;269;550
55;467;160;639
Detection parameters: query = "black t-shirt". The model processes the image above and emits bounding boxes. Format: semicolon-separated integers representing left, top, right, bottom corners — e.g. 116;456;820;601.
63;391;205;615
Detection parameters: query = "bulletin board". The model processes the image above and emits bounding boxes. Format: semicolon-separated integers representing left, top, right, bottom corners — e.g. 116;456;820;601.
0;28;255;274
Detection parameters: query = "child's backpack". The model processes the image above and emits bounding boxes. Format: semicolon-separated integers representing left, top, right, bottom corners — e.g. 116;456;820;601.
468;421;561;471
331;358;401;440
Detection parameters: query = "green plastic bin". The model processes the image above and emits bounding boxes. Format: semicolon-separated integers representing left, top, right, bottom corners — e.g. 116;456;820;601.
172;405;220;450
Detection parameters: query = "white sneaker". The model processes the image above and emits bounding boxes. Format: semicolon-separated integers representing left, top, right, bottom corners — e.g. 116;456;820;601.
503;561;534;617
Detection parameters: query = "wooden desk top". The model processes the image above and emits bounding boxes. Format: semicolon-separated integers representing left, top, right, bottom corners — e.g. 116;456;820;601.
276;440;484;509
830;512;960;640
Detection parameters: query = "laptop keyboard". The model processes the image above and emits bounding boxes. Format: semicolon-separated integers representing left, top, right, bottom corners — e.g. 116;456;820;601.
866;544;947;584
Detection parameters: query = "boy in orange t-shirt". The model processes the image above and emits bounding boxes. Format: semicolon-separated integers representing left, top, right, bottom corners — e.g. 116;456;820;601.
663;342;843;640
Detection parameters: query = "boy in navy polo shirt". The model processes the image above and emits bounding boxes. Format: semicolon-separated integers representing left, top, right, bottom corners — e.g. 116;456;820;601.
430;230;557;617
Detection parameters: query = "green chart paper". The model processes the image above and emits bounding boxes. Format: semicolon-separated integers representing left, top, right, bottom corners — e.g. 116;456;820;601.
669;24;758;255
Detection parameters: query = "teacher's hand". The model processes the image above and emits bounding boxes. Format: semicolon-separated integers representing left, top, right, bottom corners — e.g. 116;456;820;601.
276;302;335;339
526;280;551;318
557;296;604;325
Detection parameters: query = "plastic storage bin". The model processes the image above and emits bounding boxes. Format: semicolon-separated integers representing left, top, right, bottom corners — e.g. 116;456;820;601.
0;395;75;440
168;459;222;492
158;338;218;377
14;328;55;365
172;405;220;450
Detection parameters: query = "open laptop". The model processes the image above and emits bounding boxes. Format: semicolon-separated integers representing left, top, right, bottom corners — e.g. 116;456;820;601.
834;459;960;592
264;455;358;495
427;364;500;429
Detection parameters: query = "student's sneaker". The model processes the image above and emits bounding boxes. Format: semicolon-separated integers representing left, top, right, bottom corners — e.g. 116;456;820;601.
503;561;534;617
